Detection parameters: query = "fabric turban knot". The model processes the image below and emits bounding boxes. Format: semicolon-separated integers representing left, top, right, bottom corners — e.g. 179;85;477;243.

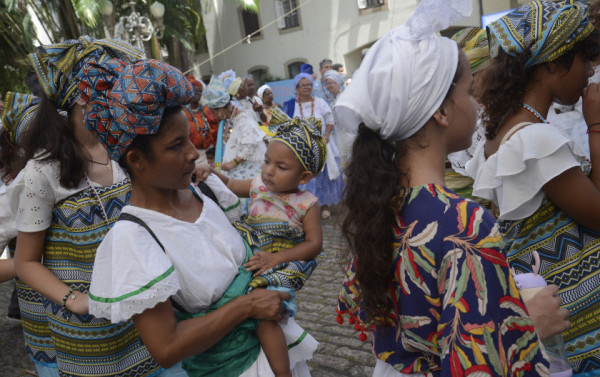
203;76;230;109
77;58;193;161
268;108;326;175
28;35;144;110
487;0;593;68
1;92;40;146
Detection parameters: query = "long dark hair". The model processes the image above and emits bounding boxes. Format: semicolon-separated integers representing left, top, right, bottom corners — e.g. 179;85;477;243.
481;31;600;139
0;129;21;182
16;93;87;189
341;52;465;324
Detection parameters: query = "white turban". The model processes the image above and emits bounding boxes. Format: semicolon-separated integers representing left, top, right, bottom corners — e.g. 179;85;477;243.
323;70;344;87
333;0;472;141
257;84;271;100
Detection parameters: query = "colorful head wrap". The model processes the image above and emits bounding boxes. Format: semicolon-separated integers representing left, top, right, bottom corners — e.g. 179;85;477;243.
28;36;144;110
217;69;236;90
334;0;471;141
1;92;40;146
487;1;593;68
323;70;344;87
77;59;193;160
451;27;490;73
300;64;314;74
268;108;326;175
257;85;271;100
294;73;314;88
228;77;243;96
203;76;230;109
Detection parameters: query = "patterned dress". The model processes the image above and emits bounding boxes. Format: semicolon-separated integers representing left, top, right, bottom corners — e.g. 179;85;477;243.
337;184;549;376
235;176;321;290
9;159;161;377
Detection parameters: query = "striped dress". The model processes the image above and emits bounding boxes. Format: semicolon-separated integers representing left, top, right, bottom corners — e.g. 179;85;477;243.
10;159;161;376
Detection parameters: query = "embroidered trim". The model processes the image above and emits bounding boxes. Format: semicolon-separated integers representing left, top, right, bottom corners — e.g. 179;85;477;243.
89;265;175;303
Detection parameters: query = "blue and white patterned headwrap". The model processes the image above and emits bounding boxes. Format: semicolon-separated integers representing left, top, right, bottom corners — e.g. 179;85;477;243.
487;1;593;68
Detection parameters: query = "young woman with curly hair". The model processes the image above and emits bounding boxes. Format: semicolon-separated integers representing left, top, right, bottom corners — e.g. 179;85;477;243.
467;1;600;374
333;1;556;376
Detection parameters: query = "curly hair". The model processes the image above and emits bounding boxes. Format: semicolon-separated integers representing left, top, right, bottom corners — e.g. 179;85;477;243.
481;30;600;139
341;53;465;324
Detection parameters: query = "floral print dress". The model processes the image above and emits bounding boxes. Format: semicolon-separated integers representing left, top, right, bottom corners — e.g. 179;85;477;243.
337;184;549;377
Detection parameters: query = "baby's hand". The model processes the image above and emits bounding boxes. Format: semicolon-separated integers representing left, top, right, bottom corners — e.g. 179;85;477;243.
244;252;281;277
192;164;212;184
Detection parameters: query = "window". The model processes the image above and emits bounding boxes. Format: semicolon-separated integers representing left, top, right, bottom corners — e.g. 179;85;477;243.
357;0;385;9
287;61;306;79
275;0;300;30
240;8;261;38
248;67;269;86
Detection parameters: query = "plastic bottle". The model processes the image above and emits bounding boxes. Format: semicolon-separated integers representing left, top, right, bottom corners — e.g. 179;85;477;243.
513;273;572;377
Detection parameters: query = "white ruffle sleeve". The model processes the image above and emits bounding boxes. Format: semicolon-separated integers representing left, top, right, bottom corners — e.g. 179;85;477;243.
466;124;587;221
89;220;181;323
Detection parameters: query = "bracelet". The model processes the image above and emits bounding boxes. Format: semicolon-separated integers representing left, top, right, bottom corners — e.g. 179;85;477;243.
232;158;239;166
588;122;600;129
588;129;600;134
61;287;75;308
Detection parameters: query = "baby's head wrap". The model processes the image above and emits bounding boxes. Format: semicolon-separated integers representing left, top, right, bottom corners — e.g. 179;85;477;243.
268;108;326;175
1;92;40;146
333;0;472;141
28;36;144;110
323;70;344;87
451;27;490;73
203;76;230;109
257;85;271;100
294;73;314;88
77;59;193;161
487;1;593;68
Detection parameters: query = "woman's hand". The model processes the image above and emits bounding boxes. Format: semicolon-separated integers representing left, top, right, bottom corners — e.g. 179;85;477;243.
66;291;89;315
246;288;291;321
524;284;570;341
244;251;281;276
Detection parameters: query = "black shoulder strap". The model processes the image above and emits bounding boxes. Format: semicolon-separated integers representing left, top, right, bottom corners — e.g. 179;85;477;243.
118;212;188;313
195;180;219;206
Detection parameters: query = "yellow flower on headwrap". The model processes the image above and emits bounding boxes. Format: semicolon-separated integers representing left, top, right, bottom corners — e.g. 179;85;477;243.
451;27;490;73
268;108;327;175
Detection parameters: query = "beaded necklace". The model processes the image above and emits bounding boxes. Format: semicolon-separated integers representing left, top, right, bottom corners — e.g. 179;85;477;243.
522;104;549;124
298;97;314;119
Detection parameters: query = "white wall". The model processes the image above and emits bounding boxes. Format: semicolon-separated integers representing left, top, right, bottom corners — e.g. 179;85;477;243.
198;0;521;80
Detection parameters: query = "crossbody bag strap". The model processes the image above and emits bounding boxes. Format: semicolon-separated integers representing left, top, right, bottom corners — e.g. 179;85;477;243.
500;121;533;146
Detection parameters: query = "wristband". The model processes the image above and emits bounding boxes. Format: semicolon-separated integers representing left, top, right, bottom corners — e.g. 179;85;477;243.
232;159;239;166
588;129;600;134
61;287;75;308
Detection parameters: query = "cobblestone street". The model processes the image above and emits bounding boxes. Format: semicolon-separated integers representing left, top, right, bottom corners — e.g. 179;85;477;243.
0;208;374;376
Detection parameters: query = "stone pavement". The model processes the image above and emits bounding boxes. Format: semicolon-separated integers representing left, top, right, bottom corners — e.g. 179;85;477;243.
0;208;375;376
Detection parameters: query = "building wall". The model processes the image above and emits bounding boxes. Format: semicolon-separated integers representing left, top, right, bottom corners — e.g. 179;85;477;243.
198;0;526;80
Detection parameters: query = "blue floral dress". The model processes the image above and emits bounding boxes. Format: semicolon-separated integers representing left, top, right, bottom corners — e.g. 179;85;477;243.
337;184;549;376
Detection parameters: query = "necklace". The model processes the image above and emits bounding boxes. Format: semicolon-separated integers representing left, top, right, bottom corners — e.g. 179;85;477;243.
298;98;314;119
522;104;549;124
88;158;112;171
85;175;110;227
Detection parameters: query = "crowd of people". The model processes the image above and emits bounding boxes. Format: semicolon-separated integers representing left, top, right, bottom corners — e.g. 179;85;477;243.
2;0;600;376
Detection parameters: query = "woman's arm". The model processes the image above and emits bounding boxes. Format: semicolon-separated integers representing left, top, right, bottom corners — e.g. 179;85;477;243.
0;259;15;283
541;83;600;231
133;288;290;368
14;230;88;314
244;205;322;276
